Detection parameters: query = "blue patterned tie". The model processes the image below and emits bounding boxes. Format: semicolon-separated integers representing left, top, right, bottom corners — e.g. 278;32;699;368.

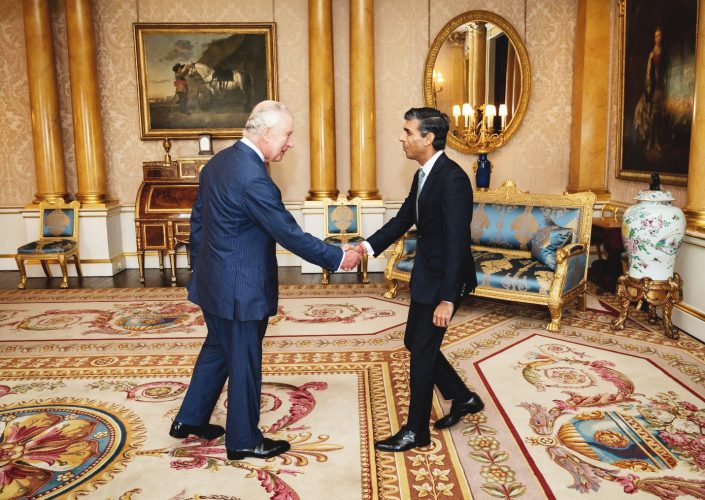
416;168;426;218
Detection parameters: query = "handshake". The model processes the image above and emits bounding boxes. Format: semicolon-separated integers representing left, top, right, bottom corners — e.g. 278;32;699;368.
339;243;366;271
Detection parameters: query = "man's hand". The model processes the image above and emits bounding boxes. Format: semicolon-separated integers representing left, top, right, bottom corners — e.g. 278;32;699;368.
433;301;454;328
340;244;361;271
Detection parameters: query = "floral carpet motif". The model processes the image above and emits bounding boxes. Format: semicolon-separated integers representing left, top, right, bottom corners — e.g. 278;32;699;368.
0;284;703;499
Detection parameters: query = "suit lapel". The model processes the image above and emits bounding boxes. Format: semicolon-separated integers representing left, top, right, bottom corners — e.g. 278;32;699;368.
417;154;446;215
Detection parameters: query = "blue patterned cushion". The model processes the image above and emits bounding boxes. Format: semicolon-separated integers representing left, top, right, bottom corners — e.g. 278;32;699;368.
18;239;76;254
471;203;580;250
473;251;554;295
530;226;574;270
327;205;358;234
42;208;75;238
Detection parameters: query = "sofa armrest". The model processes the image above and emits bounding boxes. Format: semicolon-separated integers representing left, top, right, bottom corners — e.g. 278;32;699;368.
384;230;417;280
553;243;589;294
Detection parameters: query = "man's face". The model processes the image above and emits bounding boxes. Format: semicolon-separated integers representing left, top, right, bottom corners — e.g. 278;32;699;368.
261;113;295;162
399;119;431;163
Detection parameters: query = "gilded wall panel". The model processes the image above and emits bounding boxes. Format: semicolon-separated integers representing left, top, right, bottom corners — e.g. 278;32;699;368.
268;0;310;199
0;0;35;205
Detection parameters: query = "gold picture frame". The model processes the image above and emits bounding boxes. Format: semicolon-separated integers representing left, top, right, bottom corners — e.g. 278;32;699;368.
134;22;278;139
615;0;697;186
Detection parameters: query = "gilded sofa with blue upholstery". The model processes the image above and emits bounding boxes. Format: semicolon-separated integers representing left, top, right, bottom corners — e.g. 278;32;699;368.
383;179;596;331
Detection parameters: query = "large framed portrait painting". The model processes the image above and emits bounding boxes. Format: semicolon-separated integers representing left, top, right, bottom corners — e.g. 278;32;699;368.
617;0;697;185
134;23;278;139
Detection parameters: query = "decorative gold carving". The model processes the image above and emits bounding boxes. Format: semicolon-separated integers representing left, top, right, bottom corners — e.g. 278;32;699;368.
612;274;683;339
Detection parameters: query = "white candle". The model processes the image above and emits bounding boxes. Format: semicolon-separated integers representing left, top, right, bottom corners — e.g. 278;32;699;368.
485;104;496;128
462;103;471;128
499;104;508;130
452;105;460;127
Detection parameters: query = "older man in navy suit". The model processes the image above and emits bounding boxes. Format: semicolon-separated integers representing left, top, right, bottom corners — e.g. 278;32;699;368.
169;101;361;460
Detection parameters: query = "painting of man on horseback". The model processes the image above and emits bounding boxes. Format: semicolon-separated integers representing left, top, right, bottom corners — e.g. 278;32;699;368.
134;23;277;138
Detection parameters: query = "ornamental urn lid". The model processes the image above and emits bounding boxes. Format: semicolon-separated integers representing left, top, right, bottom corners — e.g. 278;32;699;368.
634;190;675;202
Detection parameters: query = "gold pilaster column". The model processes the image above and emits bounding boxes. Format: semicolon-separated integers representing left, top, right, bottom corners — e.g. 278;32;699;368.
65;0;109;206
470;22;487;108
23;0;68;203
567;0;610;198
307;0;338;200
684;0;705;230
349;0;380;199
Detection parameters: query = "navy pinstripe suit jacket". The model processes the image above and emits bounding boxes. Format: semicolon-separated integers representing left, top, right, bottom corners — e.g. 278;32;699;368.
187;141;343;321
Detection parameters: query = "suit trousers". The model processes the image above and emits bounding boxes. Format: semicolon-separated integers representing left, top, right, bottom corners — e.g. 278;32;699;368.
176;310;268;449
404;300;473;435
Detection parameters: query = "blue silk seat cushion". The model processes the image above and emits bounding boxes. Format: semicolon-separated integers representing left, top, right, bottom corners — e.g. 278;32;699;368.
394;257;415;273
530;226;574;270
323;235;365;246
473;251;555;295
17;239;76;254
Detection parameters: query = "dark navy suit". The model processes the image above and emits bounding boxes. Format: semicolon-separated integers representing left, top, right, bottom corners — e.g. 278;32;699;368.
177;140;342;449
366;152;477;434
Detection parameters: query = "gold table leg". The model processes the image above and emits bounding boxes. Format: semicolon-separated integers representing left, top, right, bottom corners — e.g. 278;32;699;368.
612;274;683;339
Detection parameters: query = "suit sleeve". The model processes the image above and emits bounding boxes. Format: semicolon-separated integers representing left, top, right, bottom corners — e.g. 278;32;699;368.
439;169;472;302
365;180;417;256
242;176;343;271
188;184;202;271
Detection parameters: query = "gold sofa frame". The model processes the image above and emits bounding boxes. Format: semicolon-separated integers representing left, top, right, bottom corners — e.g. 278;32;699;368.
384;180;596;331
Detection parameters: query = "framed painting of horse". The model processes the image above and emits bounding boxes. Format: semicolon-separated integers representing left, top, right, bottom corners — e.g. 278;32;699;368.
615;0;697;186
134;23;278;139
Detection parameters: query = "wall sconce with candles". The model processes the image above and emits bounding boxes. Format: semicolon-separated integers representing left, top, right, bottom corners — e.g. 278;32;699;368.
451;102;509;190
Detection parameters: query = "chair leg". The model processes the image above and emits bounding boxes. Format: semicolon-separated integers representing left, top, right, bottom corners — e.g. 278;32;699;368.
58;255;69;288
384;279;398;299
15;256;27;290
73;253;83;278
321;268;330;285
578;291;587;311
40;260;53;277
360;254;369;284
158;251;165;271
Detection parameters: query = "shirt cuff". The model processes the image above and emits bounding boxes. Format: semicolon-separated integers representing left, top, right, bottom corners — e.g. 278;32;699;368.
337;247;346;270
361;241;374;256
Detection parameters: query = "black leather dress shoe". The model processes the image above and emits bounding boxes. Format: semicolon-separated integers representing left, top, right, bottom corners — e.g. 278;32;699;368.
434;393;485;429
374;428;431;452
227;438;291;460
169;420;225;440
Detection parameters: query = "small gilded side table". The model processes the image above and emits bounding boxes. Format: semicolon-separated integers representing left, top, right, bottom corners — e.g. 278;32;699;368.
611;273;683;339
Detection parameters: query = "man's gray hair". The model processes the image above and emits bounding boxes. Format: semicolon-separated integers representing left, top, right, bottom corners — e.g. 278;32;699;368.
244;100;292;135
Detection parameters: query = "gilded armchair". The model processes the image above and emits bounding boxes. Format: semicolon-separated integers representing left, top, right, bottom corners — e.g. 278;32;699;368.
321;195;368;285
15;199;82;289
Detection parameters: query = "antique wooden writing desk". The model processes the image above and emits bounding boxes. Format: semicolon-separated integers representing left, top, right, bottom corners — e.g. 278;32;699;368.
134;158;208;284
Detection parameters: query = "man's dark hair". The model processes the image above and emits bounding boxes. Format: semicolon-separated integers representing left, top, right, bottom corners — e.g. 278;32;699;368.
404;107;450;150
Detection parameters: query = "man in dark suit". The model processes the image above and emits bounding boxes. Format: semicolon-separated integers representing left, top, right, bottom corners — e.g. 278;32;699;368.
169;101;361;460
357;107;484;452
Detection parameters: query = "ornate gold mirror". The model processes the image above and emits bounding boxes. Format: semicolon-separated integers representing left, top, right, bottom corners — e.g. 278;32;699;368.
424;11;531;154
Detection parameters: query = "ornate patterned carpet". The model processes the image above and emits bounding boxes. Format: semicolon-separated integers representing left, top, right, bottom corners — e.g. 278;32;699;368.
0;284;704;499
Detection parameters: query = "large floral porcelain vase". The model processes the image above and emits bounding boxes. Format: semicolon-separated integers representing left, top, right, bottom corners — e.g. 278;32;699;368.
621;190;686;280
